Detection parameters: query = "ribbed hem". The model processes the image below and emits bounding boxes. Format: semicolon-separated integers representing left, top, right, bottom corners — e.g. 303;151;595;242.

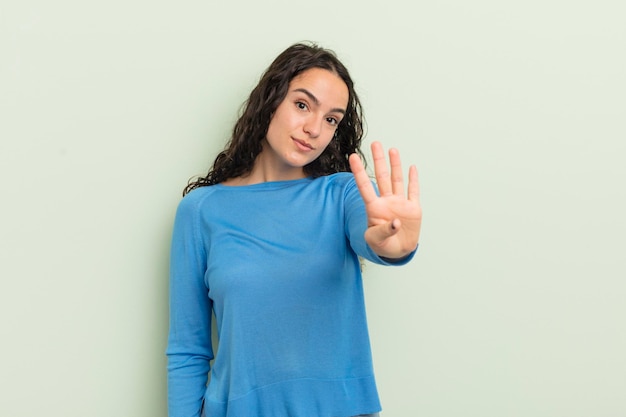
204;375;381;417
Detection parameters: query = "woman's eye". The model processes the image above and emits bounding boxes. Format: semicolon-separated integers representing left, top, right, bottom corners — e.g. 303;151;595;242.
326;117;338;126
296;101;308;110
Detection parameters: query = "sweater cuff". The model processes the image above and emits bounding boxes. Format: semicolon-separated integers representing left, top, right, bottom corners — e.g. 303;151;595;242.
375;244;418;266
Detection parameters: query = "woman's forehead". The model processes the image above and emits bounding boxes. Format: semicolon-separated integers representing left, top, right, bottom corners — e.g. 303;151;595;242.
288;68;349;110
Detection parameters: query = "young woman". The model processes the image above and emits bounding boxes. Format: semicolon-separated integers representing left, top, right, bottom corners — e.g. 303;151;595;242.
167;42;422;417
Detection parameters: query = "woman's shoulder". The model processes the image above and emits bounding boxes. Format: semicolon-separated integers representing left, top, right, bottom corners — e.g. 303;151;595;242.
320;172;356;187
317;172;361;196
176;185;220;213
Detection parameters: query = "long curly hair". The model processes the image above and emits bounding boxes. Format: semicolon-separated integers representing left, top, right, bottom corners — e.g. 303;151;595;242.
183;42;365;196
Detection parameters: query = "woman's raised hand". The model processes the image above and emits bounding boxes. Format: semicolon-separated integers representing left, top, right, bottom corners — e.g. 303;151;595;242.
349;141;422;260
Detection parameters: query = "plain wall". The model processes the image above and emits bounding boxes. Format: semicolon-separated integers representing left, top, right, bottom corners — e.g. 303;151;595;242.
1;1;625;416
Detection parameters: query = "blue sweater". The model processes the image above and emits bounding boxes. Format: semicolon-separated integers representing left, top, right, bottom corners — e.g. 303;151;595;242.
166;173;415;417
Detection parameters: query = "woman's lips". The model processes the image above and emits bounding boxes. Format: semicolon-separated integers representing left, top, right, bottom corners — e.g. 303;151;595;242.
292;138;314;151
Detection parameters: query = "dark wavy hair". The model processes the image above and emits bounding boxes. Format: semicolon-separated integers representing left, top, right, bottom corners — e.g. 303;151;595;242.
183;42;365;196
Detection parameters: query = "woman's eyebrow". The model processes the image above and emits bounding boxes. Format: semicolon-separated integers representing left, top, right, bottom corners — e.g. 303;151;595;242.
293;88;346;114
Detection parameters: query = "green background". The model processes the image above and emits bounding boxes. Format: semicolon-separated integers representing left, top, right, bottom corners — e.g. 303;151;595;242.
1;0;624;416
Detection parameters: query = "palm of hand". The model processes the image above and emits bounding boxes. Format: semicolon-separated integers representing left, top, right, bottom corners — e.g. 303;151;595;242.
349;142;422;259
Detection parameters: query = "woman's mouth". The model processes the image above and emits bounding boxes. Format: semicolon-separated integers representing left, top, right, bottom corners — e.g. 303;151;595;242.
292;138;314;151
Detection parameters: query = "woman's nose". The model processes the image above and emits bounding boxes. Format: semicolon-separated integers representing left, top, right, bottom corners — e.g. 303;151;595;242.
303;115;322;138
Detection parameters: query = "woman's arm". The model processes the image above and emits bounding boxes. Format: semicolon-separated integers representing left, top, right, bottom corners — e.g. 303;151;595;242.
166;193;213;417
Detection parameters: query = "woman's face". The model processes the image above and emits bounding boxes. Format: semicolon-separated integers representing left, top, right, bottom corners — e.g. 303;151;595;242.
262;67;349;178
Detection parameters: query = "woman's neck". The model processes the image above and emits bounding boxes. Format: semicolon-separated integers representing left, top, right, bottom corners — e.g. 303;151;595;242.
222;146;306;186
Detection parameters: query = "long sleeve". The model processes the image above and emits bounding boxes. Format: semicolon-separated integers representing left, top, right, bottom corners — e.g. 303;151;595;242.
166;192;214;417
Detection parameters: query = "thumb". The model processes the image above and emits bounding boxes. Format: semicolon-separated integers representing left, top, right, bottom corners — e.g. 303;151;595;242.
365;219;401;246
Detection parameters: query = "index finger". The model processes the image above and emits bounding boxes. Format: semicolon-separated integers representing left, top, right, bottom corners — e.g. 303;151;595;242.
349;153;378;204
371;141;392;196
